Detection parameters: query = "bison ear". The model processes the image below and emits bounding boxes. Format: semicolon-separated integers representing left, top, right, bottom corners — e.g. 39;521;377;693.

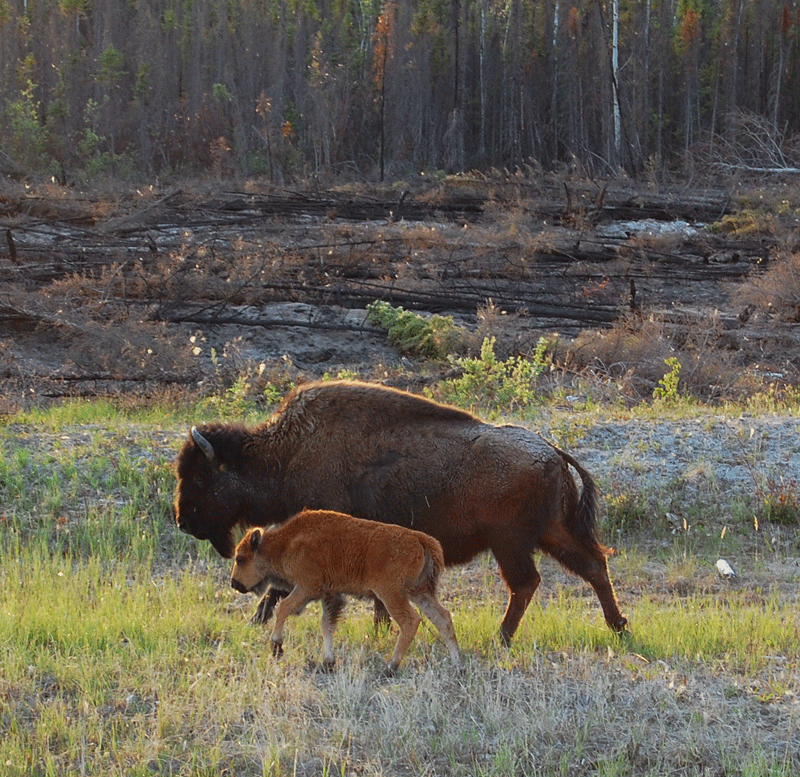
249;529;262;552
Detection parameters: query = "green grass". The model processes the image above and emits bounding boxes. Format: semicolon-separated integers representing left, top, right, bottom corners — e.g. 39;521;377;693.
0;555;256;776
2;398;800;775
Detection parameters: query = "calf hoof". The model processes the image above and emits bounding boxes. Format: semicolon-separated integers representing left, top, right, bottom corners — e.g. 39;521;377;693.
271;640;284;658
380;661;399;678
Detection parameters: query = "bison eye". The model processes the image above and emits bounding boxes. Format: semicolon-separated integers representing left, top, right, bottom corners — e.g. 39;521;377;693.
235;556;244;565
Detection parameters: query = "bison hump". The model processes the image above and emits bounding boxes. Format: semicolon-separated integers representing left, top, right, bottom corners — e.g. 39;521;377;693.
273;381;477;430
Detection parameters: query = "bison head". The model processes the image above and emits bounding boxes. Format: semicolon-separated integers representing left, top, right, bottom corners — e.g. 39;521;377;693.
173;424;251;558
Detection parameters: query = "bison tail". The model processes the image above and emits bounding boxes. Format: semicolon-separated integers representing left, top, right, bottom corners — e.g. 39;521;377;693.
553;446;603;549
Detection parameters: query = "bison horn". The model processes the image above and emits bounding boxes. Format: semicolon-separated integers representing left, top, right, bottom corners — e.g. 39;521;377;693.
191;426;216;462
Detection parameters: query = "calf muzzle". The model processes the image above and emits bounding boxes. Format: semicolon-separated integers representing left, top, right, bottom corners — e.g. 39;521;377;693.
231;578;250;594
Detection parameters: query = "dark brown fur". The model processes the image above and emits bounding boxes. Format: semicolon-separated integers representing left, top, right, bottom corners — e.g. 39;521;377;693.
231;509;463;674
174;380;626;643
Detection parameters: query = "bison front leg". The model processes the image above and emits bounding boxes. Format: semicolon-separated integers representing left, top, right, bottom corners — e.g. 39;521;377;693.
373;597;391;630
251;587;285;624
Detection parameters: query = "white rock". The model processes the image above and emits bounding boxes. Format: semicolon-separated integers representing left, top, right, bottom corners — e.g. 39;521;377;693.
715;559;736;579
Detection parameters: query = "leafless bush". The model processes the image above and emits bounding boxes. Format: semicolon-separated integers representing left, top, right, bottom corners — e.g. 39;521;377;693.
567;313;745;400
733;246;800;322
689;109;800;177
475;300;542;360
2;274;196;383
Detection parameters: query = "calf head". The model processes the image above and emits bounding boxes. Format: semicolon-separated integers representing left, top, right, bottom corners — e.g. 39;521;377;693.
230;529;266;594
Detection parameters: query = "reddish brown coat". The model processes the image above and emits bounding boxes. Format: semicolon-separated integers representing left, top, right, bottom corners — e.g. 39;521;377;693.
230;509;463;674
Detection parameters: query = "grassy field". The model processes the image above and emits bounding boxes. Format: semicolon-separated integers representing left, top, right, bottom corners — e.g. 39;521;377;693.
1;398;799;776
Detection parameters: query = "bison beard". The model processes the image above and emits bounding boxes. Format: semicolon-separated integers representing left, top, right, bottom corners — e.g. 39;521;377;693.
173;380;627;643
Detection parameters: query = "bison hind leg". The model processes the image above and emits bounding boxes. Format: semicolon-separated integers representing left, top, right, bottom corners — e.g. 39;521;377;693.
492;543;543;645
375;593;422;675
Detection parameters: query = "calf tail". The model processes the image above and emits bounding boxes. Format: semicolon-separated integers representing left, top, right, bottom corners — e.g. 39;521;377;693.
417;535;445;597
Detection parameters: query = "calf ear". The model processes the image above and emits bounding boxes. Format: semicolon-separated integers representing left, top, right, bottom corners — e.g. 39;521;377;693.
249;529;263;552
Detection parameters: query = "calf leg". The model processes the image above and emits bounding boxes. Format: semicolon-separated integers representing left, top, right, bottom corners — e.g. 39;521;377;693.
492;544;542;645
375;592;422;675
540;532;627;632
411;592;463;671
271;585;314;657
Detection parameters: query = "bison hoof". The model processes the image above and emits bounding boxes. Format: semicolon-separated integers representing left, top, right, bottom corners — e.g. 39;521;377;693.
251;601;274;625
271;640;284;658
381;662;399;678
321;659;336;673
611;615;629;633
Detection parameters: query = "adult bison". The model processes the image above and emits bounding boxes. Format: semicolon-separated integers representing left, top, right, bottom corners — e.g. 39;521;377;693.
174;380;627;643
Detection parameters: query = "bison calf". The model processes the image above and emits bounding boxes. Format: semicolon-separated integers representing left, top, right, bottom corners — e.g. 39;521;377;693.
230;509;463;675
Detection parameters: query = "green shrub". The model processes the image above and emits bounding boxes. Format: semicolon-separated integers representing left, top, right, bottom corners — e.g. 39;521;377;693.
366;300;464;360
432;335;548;415
3;76;52;170
653;356;681;403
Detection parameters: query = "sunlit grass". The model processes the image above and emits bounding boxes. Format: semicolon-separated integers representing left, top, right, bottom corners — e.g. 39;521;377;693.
2;397;800;775
2;544;799;775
